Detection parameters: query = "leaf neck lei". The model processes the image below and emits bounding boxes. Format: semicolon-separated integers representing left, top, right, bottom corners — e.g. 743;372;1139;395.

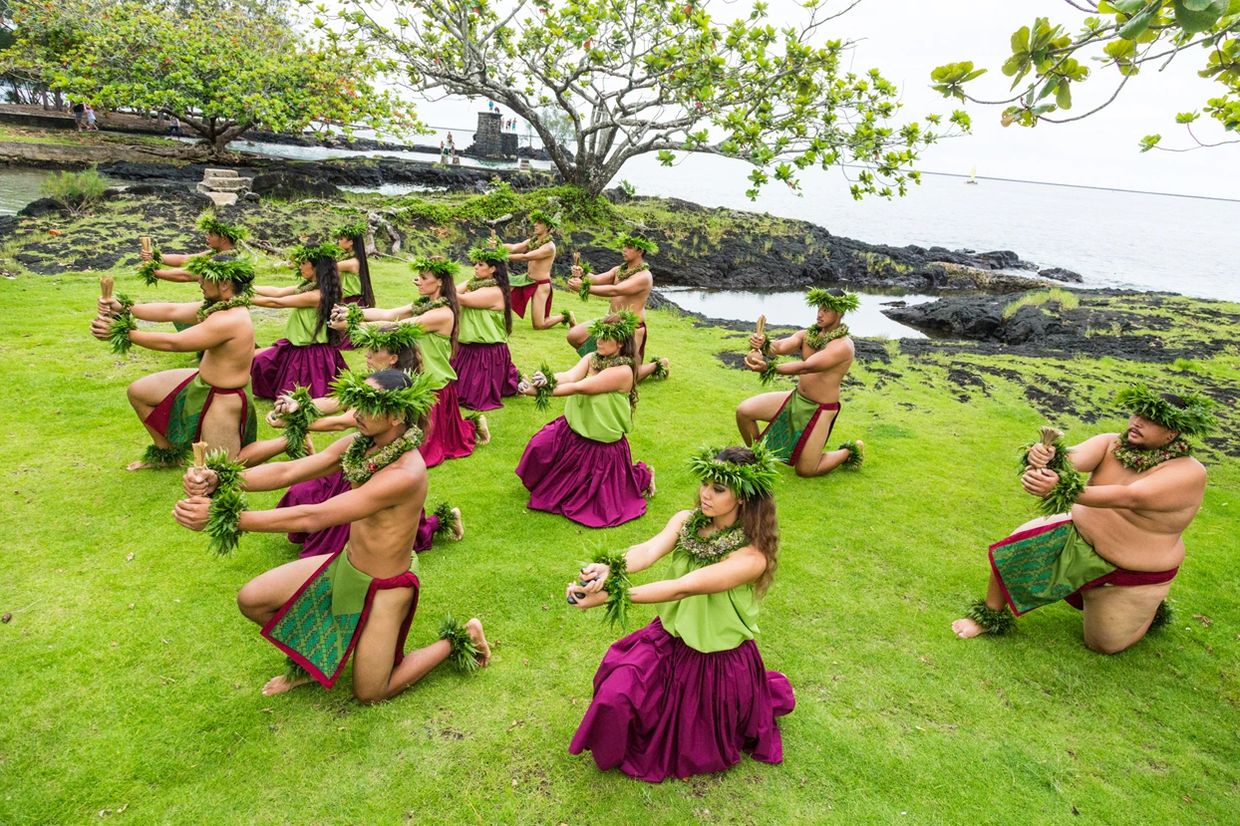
526;234;553;252
295;280;318;294
341;431;422;486
464;278;497;292
804;323;849;351
1113;435;1192;473
409;296;450;318
197;294;252;321
677;508;748;562
589;354;634;372
615;261;649;283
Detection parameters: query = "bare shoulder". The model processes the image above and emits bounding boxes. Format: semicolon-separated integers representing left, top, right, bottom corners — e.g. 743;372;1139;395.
667;509;694;531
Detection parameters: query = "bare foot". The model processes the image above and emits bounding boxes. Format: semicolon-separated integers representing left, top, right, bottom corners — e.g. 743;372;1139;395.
465;618;491;668
659;357;670;378
951;618;985;639
125;460;156;472
565;310;577;327
262;673;315;695
643;467;656;499
449;507;464;541
475;414;491;445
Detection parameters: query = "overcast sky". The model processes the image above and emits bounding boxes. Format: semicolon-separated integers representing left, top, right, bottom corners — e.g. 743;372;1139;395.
383;0;1238;199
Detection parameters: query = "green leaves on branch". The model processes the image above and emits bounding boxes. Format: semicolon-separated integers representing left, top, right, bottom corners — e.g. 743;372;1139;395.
934;1;1240;148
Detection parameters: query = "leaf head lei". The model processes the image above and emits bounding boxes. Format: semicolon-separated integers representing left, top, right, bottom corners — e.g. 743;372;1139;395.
688;443;781;500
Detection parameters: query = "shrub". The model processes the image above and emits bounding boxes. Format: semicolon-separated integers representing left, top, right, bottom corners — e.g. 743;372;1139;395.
41;167;108;216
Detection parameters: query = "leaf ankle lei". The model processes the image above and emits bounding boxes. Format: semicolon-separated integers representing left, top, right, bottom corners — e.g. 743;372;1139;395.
677;508;748;562
438;614;482;673
804;323;849;351
966;600;1014;635
1113;435;1192;473
341;432;421;486
463;277;497;292
197;294;252;322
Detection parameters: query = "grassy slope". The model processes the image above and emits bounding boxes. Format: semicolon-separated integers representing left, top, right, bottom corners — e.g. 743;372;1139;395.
0;254;1237;825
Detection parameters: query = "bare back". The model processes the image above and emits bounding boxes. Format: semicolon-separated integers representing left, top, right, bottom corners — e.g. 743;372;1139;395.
795;336;854;405
1073;437;1206;572
197;307;257;389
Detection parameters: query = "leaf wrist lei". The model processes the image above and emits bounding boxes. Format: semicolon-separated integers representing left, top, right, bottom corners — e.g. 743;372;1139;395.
464;277;497;292
107;302;138;354
204;449;247;556
197;293;252;322
531;361;558;411
280;386;321;460
1112;435;1192;473
137;249;163;285
804;323;850;351
341;432;422;486
1019;434;1085;516
591;549;632;631
578;276;593;301
677;509;748;562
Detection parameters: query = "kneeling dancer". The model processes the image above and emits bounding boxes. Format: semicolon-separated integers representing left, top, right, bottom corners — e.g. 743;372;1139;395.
451;246;520;411
91;255;270;470
515;312;653;528
175;369;490;699
738;287;862;477
567;444;794;782
953;385;1212;654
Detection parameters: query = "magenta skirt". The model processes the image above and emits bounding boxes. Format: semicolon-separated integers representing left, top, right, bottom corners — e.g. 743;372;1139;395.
278;469;438;557
250;339;347;400
569;618;795;783
515;415;651;528
420;381;476;468
450;341;520;411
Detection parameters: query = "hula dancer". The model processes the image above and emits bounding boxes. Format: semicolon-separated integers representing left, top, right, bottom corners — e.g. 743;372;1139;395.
250;242;348;399
330;256;482;464
333;217;377;307
451;246;520;411
515;312;654;528
138;213;249;284
270;331;464;558
175;369;491;699
90;254;275;470
567;445;794;782
953;386;1212;654
566;233;668;382
503;210;573;330
738;288;861;477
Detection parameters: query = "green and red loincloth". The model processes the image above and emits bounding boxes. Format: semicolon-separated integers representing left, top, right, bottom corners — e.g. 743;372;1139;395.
261;549;421;688
144;371;257;448
510;276;554;319
576;321;648;361
989;519;1178;616
758;391;840;465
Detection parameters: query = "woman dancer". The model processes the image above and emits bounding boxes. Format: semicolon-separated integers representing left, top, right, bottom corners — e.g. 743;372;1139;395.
451;246;519;411
567;444;794;782
515;311;653;527
332;255;483;462
250;242;348;399
333;217;376;307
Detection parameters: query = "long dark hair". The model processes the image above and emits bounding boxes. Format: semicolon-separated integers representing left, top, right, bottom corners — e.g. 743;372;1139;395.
429;267;461;355
311;258;343;343
342;233;375;307
706;446;780;595
483;260;513;335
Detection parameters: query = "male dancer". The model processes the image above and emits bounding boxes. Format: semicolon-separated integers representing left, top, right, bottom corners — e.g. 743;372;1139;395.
175;369;490;700
953;386;1212;654
737;288;862;477
566;234;667;381
139;213;249;283
91;254;276;469
504;210;573;330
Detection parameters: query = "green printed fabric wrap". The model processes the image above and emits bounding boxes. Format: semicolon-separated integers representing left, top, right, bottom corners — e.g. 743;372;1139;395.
988;520;1115;616
458;307;507;344
575;334;598;358
564;392;632;444
657;546;761;653
758;390;840;465
508;269;533;287
143;372;257;448
261;550;421;688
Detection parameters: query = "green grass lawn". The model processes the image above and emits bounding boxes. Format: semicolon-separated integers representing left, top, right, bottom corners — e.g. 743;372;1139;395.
0;255;1237;824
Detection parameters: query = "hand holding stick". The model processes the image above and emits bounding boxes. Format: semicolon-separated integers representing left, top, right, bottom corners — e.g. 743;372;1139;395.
748;314;767;354
100;276;114;301
140;236;152;254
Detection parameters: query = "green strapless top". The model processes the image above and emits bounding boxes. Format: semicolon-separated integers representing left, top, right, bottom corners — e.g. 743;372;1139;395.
564;390;631;444
459;306;508;344
340;270;362;298
286;304;329;345
417;332;457;389
656;547;761;653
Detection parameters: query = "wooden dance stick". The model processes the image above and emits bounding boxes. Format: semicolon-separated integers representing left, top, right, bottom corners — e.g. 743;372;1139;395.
99;276;114;301
140;236;152;254
1039;426;1063;447
192;441;208;470
489;228;499;248
748;314;767;357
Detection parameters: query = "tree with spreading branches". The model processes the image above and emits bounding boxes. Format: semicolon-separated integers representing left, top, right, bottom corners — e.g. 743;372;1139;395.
931;1;1240;152
2;0;413;156
326;0;968;198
